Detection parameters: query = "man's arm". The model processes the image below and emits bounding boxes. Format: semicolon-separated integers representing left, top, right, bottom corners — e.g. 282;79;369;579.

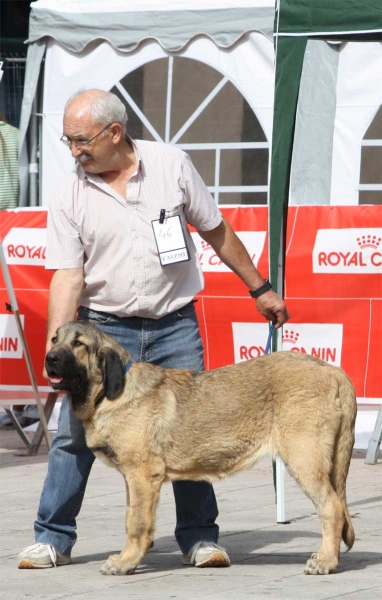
197;217;289;328
44;268;84;378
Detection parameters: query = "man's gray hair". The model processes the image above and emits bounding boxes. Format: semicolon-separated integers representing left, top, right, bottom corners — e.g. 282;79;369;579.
65;89;128;134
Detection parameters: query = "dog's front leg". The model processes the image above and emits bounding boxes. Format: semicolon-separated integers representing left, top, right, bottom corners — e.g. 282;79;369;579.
100;465;164;576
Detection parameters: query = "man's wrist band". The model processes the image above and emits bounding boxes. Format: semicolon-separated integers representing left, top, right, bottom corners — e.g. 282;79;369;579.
249;279;272;299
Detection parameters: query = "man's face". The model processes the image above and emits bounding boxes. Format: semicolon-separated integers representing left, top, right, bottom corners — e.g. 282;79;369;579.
63;111;114;174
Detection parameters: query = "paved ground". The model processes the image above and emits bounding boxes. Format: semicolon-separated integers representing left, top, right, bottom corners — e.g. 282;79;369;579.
0;428;381;600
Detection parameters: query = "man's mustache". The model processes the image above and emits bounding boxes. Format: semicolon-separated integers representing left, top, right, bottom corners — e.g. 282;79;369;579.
77;152;93;163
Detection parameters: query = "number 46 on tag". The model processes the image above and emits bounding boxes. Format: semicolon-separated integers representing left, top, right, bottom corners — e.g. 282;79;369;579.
152;215;190;266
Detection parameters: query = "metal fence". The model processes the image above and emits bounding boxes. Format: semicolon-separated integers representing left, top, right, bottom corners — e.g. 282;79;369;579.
0;57;27;128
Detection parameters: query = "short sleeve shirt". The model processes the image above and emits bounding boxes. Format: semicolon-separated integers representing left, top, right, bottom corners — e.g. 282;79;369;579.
0;122;20;209
46;138;222;318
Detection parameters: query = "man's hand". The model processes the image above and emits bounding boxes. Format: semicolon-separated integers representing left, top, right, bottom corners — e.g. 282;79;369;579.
43;267;84;382
254;290;290;329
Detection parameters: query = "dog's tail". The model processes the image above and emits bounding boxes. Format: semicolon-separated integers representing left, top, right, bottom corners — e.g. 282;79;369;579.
330;372;357;551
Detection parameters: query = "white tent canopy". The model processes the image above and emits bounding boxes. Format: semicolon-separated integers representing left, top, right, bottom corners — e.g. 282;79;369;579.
20;0;277;206
19;0;382;209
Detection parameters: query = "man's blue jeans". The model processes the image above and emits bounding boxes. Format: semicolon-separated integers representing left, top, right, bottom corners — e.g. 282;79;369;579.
35;303;219;556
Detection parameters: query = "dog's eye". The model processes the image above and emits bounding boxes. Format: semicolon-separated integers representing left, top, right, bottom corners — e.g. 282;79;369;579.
73;340;86;347
51;336;57;344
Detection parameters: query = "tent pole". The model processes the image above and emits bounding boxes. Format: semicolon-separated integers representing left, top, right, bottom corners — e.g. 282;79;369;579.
0;241;51;450
269;36;307;524
274;327;287;522
29;96;39;207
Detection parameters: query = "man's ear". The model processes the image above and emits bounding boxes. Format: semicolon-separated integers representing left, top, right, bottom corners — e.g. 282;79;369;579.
110;122;123;144
99;348;125;399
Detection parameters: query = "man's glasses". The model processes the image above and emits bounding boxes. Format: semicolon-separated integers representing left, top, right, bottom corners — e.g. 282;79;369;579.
60;124;111;150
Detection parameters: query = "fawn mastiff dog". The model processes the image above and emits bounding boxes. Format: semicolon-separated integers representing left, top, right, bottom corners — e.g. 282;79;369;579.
45;321;357;576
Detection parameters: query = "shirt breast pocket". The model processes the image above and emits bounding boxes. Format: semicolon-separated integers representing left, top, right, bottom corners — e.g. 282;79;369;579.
164;196;185;218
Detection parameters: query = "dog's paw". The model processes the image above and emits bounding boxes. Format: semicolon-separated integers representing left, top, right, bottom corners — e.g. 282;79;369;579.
100;558;136;576
304;554;337;575
106;553;121;561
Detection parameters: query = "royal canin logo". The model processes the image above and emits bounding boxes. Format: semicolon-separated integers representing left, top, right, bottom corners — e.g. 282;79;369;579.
357;235;381;249
0;314;25;359
2;228;47;266
191;231;266;272
232;323;343;366
313;228;382;274
282;330;300;345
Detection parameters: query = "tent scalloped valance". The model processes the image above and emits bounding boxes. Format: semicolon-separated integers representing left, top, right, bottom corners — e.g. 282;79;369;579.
26;7;275;53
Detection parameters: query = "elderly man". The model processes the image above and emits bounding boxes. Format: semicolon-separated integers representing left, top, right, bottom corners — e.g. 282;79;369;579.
18;89;289;571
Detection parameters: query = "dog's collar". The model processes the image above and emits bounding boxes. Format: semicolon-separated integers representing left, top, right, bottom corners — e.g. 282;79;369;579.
124;359;133;374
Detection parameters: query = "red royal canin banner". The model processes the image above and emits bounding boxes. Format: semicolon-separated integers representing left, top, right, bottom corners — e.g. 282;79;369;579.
1;206;381;402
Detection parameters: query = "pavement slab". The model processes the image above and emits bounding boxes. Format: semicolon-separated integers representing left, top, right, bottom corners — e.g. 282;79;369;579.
1;429;381;600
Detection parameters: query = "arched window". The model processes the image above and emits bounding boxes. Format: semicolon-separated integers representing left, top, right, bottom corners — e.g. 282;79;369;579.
111;57;268;205
359;105;382;205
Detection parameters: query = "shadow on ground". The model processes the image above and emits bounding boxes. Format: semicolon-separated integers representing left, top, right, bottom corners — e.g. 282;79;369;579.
73;543;382;576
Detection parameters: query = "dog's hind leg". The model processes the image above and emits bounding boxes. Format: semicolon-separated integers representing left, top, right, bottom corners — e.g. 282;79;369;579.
303;483;344;575
282;442;345;575
100;462;165;576
298;380;355;574
327;381;356;554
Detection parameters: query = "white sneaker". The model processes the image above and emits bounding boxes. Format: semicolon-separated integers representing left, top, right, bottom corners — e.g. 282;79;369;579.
18;543;71;569
182;541;230;568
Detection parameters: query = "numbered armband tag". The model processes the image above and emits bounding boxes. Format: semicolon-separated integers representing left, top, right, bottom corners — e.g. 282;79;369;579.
152;215;190;266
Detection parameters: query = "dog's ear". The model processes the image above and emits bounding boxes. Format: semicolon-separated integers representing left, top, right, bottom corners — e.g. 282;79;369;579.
99;348;125;400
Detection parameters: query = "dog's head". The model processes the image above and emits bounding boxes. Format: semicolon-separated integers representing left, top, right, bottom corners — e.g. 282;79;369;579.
45;321;131;419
